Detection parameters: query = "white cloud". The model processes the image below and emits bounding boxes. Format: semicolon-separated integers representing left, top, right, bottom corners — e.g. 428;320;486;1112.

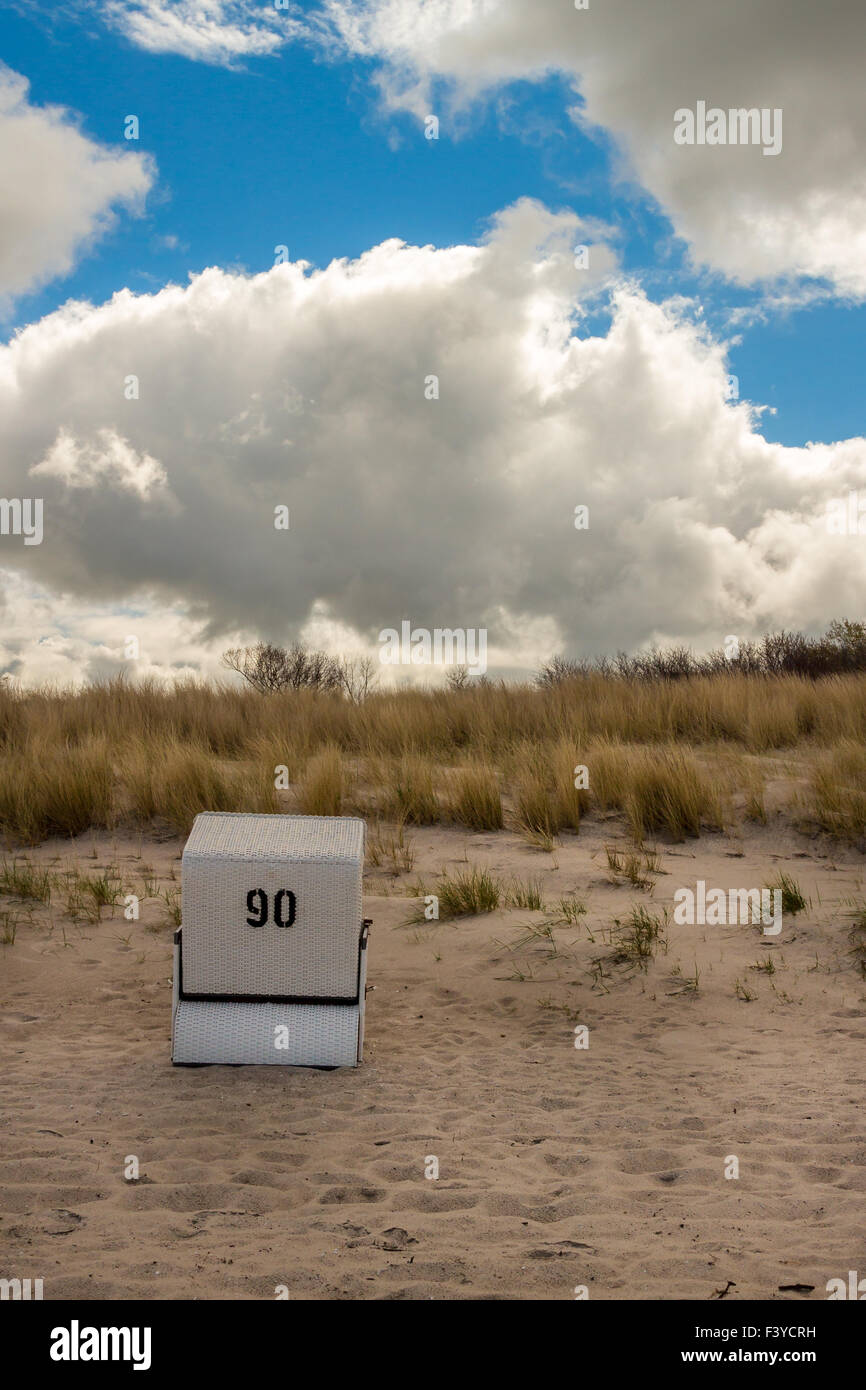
0;570;223;686
0;66;154;303
32;427;170;499
103;1;303;65
317;0;866;296
0;199;864;685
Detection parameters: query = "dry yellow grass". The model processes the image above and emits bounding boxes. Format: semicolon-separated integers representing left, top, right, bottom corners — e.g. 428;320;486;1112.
510;747;557;839
124;738;277;836
0;672;863;843
447;762;503;831
810;740;866;840
297;746;344;817
0;738;114;844
369;753;440;825
550;737;588;831
624;746;723;843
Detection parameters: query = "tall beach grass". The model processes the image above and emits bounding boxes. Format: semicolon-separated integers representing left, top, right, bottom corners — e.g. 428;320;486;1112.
0;670;863;843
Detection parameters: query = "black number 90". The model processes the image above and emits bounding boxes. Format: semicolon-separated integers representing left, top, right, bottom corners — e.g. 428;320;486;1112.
246;888;297;928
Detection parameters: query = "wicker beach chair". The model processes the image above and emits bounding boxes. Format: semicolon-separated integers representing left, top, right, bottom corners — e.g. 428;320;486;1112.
172;813;369;1067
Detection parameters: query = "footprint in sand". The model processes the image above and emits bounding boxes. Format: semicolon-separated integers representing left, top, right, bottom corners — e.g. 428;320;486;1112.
318;1186;386;1204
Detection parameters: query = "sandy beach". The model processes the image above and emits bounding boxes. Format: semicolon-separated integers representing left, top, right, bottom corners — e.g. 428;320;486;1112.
2;815;864;1301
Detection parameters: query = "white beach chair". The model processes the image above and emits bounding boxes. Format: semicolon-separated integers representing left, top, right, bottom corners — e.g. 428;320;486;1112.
171;813;369;1067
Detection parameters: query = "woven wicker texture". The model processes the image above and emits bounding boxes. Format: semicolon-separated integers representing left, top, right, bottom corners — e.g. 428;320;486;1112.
182;814;365;998
173;998;360;1066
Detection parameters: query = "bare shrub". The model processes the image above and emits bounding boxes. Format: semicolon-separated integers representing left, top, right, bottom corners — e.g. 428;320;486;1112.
222;642;342;694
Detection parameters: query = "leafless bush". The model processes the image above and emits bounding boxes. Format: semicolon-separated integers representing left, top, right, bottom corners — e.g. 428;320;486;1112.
222;642;342;694
338;655;378;704
536;621;866;685
534;655;593;688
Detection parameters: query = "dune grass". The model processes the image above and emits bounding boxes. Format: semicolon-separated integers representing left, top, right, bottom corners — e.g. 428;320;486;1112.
0;670;863;843
435;866;503;918
765;870;808;916
507;875;545;910
512;750;561;843
447;762;503;830
0;858;53;902
0;740;114;844
625;746;722;843
609;905;668;969
126;739;277;834
552;894;587;925
366;820;415;874
847;907;866;978
298;745;344;817
0;909;20;945
605;844;660;890
369;753;440;825
809;740;866;840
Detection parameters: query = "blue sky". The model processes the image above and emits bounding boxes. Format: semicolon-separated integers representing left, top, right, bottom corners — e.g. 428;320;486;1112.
2;1;863;449
1;0;865;685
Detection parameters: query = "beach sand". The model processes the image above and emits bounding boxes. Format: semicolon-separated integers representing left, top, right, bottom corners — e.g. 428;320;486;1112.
2;817;864;1300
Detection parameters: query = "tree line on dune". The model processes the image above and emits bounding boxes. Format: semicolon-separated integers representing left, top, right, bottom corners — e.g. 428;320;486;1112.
222;621;866;697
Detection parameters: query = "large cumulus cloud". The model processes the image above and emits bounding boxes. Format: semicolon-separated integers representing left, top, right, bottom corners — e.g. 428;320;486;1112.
1;198;864;683
317;0;866;296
